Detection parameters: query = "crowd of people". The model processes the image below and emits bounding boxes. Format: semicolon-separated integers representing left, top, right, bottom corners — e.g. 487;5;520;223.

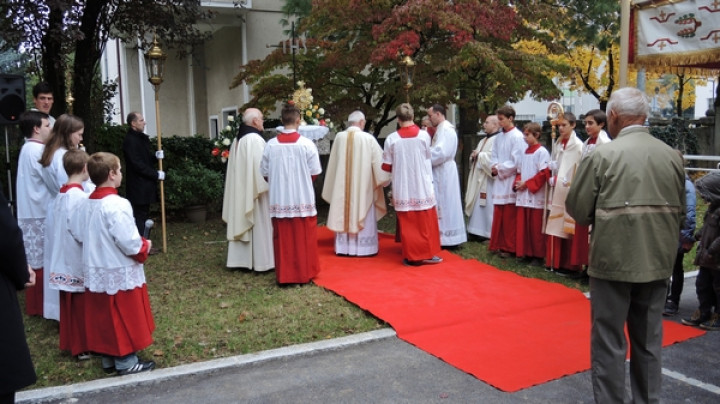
3;82;717;404
4;83;160;402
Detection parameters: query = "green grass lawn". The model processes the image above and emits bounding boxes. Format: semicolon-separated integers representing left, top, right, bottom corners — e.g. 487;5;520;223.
22;197;704;389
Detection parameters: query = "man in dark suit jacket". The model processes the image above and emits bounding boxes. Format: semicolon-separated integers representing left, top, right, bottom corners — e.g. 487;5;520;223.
0;182;37;402
122;112;164;237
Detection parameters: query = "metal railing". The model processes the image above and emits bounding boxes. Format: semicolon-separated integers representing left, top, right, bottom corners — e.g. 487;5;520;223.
684;155;720;172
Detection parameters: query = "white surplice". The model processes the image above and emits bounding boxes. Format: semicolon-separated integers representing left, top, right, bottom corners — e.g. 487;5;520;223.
47;187;87;292
222;133;274;271
68;194;146;295
430;120;467;246
516;146;550;209
490;127;525;205
16;139;50;269
381;129;436;212
261;133;322;218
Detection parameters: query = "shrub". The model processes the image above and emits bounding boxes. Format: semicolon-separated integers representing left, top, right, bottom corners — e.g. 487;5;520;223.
165;162;224;210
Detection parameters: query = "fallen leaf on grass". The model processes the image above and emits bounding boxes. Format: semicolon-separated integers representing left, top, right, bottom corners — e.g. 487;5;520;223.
153;349;164;357
219;302;230;308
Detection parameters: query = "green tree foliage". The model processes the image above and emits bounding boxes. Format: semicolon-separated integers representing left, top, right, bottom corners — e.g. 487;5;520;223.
0;1;212;149
551;0;621;109
232;0;567;136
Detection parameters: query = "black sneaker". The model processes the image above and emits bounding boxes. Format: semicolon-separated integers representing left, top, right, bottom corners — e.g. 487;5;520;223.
117;360;156;376
700;313;720;331
681;309;711;327
663;300;679;316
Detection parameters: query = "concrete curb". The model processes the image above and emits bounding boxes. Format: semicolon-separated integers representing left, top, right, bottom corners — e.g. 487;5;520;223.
17;328;397;403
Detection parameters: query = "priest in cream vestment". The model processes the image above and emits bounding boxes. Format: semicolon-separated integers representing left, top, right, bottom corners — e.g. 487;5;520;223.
544;112;583;272
222;108;274;271
322;111;390;256
465;115;500;240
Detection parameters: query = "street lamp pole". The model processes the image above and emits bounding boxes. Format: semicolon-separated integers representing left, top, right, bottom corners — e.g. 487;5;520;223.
144;34;168;253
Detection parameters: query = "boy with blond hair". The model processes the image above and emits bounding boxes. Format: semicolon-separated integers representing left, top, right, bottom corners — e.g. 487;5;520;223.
48;150;91;358
69;152;155;375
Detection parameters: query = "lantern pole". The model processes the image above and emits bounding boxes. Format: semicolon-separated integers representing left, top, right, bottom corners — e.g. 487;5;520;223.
144;34;168;253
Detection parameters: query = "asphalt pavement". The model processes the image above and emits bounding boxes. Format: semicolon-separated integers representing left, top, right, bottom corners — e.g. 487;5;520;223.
17;274;720;404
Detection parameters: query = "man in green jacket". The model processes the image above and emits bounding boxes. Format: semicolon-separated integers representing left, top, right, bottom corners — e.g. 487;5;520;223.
566;87;685;404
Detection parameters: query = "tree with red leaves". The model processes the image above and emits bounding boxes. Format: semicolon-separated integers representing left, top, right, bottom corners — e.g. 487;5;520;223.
231;0;567;137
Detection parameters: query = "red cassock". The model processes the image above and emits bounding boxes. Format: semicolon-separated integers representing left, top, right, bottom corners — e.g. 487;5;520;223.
396;208;441;261
59;291;88;355
84;284;155;357
272;216;321;284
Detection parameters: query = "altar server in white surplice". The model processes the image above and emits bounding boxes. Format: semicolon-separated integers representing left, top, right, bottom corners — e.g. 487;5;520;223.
466;115;500;241
427;104;466;248
16;111;52;316
222;108;274;271
322;111;390;256
261;104;322;284
489;105;526;257
39;114;87;321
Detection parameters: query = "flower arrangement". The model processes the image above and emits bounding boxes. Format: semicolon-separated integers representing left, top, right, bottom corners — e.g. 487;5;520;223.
290;81;334;129
211;115;236;163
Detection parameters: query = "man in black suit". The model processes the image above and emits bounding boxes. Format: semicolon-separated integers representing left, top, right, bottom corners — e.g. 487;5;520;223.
122;112;164;240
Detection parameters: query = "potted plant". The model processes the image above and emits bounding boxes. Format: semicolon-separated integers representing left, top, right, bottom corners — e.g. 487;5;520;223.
165;162;224;223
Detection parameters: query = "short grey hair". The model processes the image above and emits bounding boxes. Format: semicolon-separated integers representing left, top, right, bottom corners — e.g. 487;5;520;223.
348;110;365;125
243;108;263;125
606;87;649;118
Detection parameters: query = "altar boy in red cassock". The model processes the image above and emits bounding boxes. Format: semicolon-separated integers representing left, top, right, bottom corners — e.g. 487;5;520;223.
381;103;442;266
69;152;155;376
48;150;90;358
260;104;322;284
513;123;551;265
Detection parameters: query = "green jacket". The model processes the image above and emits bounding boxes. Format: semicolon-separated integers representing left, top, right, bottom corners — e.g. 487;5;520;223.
565;126;685;283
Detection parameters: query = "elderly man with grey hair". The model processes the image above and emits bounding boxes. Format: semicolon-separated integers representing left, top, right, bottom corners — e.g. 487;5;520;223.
222;108;274;271
566;87;685;404
322;111;390;256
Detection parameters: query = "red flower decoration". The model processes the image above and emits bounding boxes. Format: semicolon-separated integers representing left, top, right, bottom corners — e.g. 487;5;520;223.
221;150;230;158
212;147;220;156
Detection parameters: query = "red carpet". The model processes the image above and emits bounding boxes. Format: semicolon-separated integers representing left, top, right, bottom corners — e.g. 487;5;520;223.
313;227;706;392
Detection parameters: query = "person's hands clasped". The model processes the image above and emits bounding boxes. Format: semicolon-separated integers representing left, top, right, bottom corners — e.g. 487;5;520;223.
25;265;36;288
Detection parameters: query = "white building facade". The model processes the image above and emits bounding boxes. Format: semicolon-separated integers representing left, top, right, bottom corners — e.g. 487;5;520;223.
100;0;286;139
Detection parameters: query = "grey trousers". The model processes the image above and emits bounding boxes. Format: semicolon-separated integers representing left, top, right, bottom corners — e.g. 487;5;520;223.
589;277;667;404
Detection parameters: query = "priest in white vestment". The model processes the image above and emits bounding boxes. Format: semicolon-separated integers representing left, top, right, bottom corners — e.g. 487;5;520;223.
222;108;274;271
466;115;500;241
322;111;390;256
428;104;467;248
16;111;52;316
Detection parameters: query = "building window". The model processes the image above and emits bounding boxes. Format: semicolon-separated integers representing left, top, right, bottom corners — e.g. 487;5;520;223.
209;115;219;139
222;106;238;129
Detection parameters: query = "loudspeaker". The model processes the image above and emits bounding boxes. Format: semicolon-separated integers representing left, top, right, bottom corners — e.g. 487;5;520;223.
0;74;26;125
